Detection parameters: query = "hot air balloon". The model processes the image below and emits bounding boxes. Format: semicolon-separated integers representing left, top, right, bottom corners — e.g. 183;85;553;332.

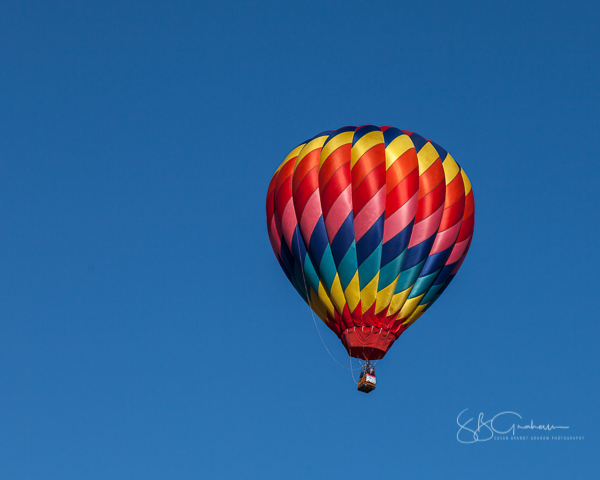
266;126;474;391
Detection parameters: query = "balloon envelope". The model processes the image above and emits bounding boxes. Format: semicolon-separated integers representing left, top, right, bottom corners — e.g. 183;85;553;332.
266;126;474;360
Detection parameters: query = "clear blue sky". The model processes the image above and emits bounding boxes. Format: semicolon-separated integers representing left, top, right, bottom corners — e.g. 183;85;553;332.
1;0;598;478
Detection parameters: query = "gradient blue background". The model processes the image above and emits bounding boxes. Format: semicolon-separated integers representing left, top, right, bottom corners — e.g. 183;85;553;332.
1;0;598;478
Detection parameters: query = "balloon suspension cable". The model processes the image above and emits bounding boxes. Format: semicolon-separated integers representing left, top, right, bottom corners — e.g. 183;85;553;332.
367;347;379;367
294;234;361;372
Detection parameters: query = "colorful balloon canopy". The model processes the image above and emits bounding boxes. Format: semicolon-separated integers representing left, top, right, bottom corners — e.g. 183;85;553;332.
266;126;474;360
